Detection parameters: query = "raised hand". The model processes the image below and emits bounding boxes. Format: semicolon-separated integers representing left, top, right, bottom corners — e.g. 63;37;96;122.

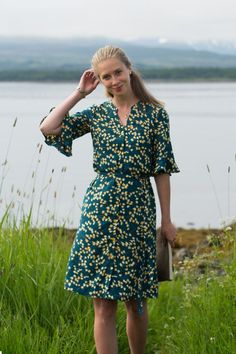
77;69;100;96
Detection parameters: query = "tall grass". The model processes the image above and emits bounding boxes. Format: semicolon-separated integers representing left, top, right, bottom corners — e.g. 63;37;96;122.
0;215;98;353
1;211;235;353
148;224;236;354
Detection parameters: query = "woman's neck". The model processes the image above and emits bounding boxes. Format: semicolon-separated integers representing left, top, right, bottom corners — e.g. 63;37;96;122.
112;93;139;109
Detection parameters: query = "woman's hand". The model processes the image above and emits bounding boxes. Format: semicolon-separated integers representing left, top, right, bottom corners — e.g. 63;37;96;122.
160;221;177;247
77;69;100;96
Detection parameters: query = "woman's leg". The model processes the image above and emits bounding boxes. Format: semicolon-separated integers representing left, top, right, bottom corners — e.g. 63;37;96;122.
125;299;148;354
93;298;118;354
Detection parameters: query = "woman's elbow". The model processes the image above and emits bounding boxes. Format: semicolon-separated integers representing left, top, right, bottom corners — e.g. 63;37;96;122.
40;124;62;136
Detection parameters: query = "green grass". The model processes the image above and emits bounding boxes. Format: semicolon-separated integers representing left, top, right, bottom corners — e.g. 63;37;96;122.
0;213;235;354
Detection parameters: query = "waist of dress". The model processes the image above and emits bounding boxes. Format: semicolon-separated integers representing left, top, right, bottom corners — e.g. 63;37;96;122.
97;170;150;180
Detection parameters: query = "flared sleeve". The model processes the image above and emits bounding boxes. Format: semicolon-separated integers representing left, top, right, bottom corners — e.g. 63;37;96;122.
151;107;180;176
39;106;94;157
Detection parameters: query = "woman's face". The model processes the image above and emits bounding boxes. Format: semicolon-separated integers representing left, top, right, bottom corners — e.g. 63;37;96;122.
96;58;132;97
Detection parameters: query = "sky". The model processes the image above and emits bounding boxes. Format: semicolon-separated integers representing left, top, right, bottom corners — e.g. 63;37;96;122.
1;0;236;42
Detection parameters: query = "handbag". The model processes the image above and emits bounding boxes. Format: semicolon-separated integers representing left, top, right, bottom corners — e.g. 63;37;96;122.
156;230;174;281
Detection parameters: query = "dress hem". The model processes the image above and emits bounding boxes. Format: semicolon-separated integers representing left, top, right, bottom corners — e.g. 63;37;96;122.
64;285;159;316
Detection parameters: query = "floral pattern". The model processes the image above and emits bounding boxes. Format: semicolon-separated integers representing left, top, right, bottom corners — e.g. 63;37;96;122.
40;100;180;315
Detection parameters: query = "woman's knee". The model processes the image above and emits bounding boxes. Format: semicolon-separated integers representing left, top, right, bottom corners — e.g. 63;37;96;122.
93;298;118;319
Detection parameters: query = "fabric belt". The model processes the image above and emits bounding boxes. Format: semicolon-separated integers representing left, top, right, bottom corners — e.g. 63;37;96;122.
97;171;149;180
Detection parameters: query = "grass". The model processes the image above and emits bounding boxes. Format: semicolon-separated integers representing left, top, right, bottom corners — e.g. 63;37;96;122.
0;213;235;354
0;218;97;354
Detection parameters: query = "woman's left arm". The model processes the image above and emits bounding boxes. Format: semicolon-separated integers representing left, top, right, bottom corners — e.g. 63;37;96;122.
154;173;177;246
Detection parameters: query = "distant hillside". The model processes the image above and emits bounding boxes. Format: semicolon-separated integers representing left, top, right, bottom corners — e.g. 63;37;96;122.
1;36;236;71
1;37;236;81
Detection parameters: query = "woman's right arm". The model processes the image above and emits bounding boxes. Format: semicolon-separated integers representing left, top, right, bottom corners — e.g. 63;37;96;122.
39;90;86;136
39;69;100;136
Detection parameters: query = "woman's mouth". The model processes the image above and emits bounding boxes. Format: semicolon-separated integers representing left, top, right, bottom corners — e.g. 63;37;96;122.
113;86;123;92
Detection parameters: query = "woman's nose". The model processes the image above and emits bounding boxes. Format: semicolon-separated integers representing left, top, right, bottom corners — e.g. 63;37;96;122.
111;76;119;86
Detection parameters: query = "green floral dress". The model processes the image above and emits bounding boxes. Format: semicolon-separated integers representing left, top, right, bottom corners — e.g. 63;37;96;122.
40;99;180;315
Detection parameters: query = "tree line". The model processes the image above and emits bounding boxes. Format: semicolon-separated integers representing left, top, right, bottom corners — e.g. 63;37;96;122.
0;67;236;81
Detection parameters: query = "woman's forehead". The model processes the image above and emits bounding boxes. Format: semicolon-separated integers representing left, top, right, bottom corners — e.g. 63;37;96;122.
97;58;126;75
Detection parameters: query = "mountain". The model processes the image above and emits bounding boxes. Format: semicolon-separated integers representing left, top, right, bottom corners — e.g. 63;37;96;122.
123;37;236;56
0;36;236;71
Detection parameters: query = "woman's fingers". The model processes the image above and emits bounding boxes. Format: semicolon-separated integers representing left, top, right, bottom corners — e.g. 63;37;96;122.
84;71;98;83
84;68;96;77
160;222;177;246
77;69;99;95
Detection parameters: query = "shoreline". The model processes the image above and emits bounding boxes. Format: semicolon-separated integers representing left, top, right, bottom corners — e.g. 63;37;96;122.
1;67;236;83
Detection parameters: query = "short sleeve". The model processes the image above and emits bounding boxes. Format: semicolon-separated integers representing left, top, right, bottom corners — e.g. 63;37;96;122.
151;107;180;176
39;106;93;157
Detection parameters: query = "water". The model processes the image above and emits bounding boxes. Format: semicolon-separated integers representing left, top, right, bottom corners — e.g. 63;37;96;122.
1;81;236;229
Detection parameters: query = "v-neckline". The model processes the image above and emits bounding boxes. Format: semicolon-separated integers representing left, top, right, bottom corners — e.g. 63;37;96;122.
109;100;140;128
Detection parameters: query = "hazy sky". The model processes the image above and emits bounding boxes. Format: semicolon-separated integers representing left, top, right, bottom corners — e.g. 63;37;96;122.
1;0;236;42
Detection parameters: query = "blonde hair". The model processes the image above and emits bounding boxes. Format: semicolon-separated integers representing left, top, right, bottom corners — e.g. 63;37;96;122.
91;45;164;107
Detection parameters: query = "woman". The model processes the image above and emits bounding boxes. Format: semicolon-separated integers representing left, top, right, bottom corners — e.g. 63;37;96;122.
39;45;180;354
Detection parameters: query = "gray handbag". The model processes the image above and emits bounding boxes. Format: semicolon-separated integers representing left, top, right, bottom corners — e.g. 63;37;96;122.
156;231;173;281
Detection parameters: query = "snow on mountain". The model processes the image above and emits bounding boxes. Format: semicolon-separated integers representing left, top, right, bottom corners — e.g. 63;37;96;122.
124;37;236;56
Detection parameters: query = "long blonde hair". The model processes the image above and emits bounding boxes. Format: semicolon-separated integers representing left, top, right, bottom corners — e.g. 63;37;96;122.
91;45;164;107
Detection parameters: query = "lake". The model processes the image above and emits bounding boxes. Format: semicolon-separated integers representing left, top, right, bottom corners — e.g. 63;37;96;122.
0;81;236;229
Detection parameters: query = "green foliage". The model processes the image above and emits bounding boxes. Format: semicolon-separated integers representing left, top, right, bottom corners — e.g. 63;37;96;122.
0;216;235;353
0;226;96;353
